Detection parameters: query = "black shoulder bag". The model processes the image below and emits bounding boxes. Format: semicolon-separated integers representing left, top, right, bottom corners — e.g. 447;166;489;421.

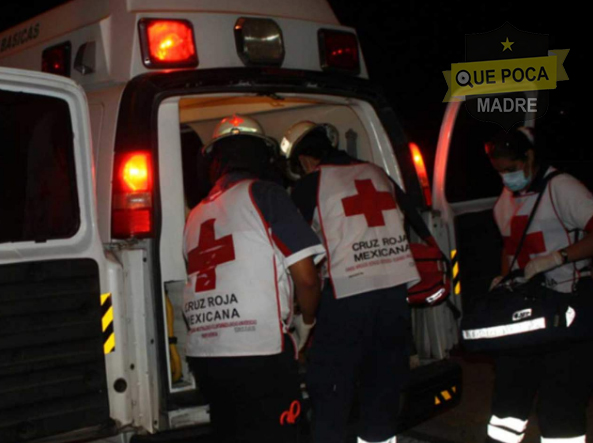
460;171;572;352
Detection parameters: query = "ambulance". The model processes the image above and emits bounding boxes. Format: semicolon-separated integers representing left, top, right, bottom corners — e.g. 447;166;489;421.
0;0;464;441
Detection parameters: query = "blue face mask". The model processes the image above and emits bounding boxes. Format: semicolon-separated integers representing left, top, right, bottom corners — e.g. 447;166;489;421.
501;169;531;192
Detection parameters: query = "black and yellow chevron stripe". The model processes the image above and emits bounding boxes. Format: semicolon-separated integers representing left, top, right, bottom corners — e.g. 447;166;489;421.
101;293;115;354
451;250;461;295
435;386;458;405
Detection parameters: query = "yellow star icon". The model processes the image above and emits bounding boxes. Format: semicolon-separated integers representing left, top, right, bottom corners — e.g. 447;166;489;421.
501;37;514;52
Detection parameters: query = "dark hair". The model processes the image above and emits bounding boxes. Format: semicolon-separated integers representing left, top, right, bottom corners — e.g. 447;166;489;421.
208;135;275;183
289;127;334;173
485;127;536;161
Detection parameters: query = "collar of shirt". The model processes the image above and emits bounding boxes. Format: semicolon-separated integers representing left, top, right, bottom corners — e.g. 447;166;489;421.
320;150;360;166
211;171;257;195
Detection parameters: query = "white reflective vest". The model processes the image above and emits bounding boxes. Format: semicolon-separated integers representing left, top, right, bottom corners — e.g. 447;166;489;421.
314;163;420;298
183;179;291;357
494;168;593;293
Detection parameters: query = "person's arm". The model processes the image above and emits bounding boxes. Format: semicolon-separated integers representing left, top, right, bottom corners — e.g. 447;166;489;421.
289;257;321;325
562;232;593;263
250;178;326;288
525;175;593;279
251;180;326;350
290;172;320;226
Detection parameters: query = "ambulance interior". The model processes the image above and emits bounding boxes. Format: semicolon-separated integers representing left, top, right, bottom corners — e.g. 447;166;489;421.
161;92;429;400
176;93;403;215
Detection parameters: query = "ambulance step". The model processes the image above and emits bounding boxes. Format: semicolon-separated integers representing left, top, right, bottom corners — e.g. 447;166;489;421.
0;259;110;442
396;359;462;432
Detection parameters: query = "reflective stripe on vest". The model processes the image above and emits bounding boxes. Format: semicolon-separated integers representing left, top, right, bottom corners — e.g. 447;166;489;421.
316;163;420;298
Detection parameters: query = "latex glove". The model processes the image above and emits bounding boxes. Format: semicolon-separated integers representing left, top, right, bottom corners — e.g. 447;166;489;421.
293;314;316;351
489;275;504;291
524;251;563;280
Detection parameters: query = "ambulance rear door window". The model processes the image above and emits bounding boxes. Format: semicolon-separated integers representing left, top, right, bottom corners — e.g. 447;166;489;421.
445;108;502;203
0;90;79;243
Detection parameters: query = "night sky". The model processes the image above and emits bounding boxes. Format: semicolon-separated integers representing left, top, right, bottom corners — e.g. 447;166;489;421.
0;1;587;182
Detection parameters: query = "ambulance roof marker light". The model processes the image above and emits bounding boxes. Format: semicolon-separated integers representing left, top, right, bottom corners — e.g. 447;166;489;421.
42;41;72;77
138;18;198;69
234;18;285;67
409;142;432;207
318;29;360;75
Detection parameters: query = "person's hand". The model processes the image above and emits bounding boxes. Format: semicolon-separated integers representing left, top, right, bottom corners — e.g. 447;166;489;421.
489;275;504;291
524;251;563;280
293;314;316;351
410;354;421;369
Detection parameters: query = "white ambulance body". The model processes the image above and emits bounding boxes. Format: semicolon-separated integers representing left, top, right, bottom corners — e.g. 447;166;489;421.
0;1;462;441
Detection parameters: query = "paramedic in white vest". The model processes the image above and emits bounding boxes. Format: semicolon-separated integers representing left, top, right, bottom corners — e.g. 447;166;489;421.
486;127;593;443
183;115;325;443
282;121;423;443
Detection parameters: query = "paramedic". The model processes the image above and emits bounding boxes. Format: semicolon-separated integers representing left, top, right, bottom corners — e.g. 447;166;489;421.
183;115;325;443
486;127;593;443
283;121;424;443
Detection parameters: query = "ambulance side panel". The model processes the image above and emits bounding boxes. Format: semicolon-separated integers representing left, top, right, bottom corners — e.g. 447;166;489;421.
87;84;126;243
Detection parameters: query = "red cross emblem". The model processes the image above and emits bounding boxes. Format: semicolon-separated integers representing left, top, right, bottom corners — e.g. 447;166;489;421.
342;179;397;227
503;215;547;269
188;219;235;292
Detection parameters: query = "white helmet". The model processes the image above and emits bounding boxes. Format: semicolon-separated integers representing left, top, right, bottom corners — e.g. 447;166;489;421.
280;121;339;160
202;114;277;156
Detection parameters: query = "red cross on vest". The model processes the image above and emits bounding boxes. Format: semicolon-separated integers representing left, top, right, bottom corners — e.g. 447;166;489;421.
188;219;236;292
342;179;397;227
503;215;547;269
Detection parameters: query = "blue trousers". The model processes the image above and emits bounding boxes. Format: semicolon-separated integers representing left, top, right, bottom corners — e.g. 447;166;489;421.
188;335;302;443
306;282;411;443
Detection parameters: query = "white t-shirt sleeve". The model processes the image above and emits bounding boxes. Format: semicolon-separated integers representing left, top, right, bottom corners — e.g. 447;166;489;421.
549;174;593;231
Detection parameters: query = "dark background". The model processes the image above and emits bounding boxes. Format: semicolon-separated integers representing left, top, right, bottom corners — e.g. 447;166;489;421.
0;1;587;188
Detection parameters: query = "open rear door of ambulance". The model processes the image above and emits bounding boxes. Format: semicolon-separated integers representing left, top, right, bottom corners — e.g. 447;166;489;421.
432;96;536;334
0;68;117;442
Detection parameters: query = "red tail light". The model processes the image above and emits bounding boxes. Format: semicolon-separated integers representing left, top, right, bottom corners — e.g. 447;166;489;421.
318;30;360;74
112;151;153;238
138;19;198;69
409;142;432;207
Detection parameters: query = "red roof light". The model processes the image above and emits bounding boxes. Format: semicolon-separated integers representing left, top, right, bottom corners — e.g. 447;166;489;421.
138;19;198;69
318;30;360;74
42;42;71;77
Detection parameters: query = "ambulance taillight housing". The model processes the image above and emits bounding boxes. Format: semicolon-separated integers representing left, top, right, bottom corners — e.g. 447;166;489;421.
42;42;71;77
318;30;360;74
409;142;432;207
138;19;198;69
112;151;153;238
234;18;285;66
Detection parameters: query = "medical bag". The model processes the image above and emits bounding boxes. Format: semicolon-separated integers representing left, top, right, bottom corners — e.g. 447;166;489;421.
407;243;450;306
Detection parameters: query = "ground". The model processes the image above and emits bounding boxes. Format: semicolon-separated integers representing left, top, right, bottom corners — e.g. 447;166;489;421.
401;354;593;443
